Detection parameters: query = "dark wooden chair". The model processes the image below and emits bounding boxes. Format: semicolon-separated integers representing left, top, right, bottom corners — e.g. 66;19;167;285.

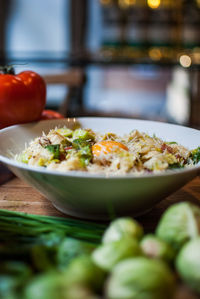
42;68;85;116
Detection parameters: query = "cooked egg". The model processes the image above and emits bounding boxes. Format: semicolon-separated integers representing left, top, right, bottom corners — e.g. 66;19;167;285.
92;141;128;157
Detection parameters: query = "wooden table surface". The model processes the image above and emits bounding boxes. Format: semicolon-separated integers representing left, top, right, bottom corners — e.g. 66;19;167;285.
0;174;200;298
1;176;200;229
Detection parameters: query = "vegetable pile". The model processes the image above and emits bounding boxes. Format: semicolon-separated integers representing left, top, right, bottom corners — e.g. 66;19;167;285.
1;202;200;298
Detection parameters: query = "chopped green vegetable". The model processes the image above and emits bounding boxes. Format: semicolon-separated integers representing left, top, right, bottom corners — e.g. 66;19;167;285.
79;146;93;167
56;128;73;137
72;139;91;150
190;147;200;164
73;129;95;141
168;163;184;169
72;139;93;167
45;144;60;159
166;142;177;145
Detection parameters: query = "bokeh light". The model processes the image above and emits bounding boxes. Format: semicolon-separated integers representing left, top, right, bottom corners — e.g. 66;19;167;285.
147;0;161;9
179;55;192;68
100;0;112;5
123;0;136;5
118;0;136;8
149;48;162;61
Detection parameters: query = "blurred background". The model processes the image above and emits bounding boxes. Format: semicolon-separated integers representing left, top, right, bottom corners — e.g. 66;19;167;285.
0;0;200;127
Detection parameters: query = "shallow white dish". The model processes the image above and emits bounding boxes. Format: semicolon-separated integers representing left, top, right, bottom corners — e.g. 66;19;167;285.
0;117;200;220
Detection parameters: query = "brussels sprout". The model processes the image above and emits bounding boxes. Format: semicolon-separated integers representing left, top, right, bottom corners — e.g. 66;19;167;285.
0;261;31;299
63;285;100;299
102;217;143;243
156;202;200;250
73;129;95;141
56;128;73;137
63;255;105;292
30;233;65;271
106;257;175;299
57;238;95;269
141;234;175;263
31;245;56;271
0;289;18;299
92;238;142;272
24;272;68;299
78;145;93;167
39;231;65;247
176;237;200;294
25;272;99;299
0;261;31;282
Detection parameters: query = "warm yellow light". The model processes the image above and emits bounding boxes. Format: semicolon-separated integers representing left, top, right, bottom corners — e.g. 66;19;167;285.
100;0;111;5
196;0;200;8
124;0;136;5
193;47;200;64
147;0;161;9
118;0;136;8
179;55;192;68
149;48;162;61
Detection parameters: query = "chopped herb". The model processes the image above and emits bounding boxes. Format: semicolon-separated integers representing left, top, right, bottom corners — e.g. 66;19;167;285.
190;147;200;164
79;145;93;167
168;163;184;169
72;139;91;150
167;142;177;145
45;144;60;159
72;139;93;166
152;133;160;139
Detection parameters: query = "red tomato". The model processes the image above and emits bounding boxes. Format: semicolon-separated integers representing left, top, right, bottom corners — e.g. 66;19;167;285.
40;110;64;120
0;68;46;128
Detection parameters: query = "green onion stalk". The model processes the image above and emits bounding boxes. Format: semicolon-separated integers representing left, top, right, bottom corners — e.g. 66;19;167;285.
0;209;106;245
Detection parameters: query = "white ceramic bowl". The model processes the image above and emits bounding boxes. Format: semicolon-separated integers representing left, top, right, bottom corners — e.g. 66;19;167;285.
0;117;200;220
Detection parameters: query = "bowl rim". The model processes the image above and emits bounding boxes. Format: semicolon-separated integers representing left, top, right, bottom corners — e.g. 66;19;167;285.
0;117;200;180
